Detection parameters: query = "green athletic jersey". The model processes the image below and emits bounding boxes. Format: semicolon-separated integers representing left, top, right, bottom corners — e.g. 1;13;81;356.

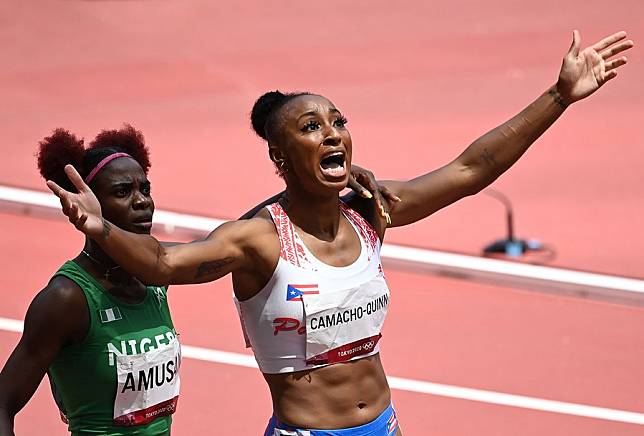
47;261;179;436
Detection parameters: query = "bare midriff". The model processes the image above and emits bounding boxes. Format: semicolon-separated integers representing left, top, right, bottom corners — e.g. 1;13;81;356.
263;353;390;429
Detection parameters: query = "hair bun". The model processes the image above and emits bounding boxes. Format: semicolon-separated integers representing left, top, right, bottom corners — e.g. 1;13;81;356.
37;129;85;192
89;124;150;173
251;90;287;140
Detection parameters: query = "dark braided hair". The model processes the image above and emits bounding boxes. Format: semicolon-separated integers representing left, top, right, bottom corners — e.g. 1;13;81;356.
37;124;151;193
250;90;311;142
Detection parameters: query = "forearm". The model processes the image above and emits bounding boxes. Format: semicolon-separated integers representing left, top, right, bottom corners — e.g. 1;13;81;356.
458;84;567;191
97;220;172;285
0;409;15;436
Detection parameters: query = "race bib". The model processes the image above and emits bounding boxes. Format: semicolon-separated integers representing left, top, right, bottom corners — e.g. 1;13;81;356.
113;337;181;426
303;275;389;365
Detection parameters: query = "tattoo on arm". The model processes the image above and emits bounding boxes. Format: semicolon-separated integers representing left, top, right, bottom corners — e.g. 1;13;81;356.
195;257;235;278
101;219;112;238
548;88;568;110
481;148;497;167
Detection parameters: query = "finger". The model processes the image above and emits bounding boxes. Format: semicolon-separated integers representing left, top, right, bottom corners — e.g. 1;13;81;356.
377;196;388;219
379;186;402;203
367;181;390;218
605;57;628;72
46;180;65;197
592;31;627;52
59;193;72;215
347;176;373;199
600;40;634;59
64;164;90;193
603;70;618;83
69;203;80;222
76;214;88;231
568;29;581;58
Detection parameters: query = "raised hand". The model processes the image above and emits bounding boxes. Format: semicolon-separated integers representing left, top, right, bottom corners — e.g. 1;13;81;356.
557;30;634;105
46;165;105;239
348;165;401;225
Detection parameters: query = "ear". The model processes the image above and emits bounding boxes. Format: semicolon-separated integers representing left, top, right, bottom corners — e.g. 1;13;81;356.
268;145;285;165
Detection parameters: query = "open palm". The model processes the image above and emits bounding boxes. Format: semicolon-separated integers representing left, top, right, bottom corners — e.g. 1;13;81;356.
47;165;105;239
558;30;633;105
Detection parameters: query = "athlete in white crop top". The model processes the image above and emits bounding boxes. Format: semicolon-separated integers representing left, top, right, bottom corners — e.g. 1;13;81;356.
49;32;632;434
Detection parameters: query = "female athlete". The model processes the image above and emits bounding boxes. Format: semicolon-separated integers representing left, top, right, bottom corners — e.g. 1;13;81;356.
45;30;632;435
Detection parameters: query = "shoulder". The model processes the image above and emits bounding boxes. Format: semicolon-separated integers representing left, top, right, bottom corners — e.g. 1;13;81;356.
216;209;277;242
33;275;87;313
24;275;89;343
204;213;279;262
238;211;280;252
342;192;377;226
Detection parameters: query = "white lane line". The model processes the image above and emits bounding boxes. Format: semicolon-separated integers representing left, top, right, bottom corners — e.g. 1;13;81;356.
1;316;642;425
2;184;643;297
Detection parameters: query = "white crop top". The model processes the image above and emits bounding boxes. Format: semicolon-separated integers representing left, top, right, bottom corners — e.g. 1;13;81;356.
234;201;391;374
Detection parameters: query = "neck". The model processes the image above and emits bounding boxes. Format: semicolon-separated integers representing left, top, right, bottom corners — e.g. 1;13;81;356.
83;238;117;267
81;237;133;283
283;184;342;241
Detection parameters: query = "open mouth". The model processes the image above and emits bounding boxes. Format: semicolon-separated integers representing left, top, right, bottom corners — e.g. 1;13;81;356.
319;151;346;179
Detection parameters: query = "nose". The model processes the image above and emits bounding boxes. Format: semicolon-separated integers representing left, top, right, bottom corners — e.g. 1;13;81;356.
132;190;151;210
322;124;342;147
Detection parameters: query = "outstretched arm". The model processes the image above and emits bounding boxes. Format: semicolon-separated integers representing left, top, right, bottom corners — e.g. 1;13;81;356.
47;166;266;286
383;30;633;227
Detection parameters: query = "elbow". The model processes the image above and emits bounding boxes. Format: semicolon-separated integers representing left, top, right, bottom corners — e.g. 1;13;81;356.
141;249;174;287
460;164;490;197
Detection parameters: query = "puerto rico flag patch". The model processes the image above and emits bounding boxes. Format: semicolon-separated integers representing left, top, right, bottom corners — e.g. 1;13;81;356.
286;284;319;302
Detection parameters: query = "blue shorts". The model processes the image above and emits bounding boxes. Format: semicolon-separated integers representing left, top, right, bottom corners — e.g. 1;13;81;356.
264;404;399;435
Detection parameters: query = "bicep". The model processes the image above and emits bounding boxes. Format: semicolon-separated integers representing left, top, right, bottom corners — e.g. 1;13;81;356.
379;161;476;227
0;288;77;414
162;220;255;285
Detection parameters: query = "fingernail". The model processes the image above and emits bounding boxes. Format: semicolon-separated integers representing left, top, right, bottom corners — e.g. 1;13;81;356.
363;190;373;199
394;195;402;202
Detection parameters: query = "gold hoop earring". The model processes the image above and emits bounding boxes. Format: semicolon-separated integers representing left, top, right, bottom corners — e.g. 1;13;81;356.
277;160;288;173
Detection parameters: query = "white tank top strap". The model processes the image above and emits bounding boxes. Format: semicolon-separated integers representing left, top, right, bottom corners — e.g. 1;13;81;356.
339;202;380;258
266;202;314;268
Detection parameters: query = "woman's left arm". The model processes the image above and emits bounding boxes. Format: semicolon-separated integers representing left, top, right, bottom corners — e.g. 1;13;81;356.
384;30;633;227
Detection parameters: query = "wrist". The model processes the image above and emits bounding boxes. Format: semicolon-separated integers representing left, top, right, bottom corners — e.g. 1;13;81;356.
550;84;571;109
92;218;112;243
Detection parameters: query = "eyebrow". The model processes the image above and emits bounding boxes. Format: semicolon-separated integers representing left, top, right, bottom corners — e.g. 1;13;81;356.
110;179;150;187
297;108;341;121
297;110;319;121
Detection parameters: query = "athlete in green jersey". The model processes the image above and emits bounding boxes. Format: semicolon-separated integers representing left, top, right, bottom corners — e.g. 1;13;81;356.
0;126;180;435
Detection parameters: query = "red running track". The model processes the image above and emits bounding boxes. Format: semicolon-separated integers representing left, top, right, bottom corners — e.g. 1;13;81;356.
1;1;644;434
0;0;643;277
1;213;643;435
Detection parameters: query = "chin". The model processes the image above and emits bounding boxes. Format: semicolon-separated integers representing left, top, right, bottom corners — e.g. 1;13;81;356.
317;177;349;194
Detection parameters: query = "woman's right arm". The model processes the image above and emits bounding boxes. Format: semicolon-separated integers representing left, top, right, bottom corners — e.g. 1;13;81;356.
0;280;87;435
47;166;272;286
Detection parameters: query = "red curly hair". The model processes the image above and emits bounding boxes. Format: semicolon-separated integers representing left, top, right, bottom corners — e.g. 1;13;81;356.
37;124;151;192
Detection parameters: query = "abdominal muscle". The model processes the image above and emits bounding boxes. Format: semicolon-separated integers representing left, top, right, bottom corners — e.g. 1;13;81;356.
263;353;391;430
